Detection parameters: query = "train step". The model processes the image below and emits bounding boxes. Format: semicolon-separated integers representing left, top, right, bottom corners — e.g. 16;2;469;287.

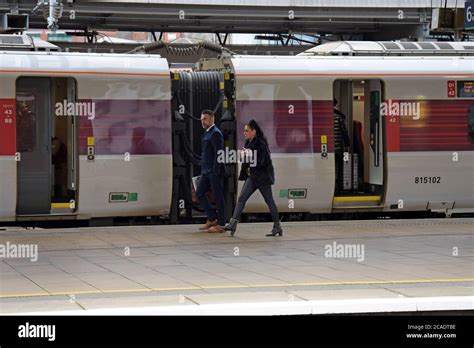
332;195;381;208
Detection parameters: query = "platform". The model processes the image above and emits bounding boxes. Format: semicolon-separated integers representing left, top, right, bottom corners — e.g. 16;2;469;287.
0;218;473;315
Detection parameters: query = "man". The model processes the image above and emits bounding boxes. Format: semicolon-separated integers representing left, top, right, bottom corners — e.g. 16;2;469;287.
196;110;226;233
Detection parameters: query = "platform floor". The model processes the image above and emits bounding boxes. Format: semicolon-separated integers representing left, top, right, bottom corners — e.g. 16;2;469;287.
0;218;473;315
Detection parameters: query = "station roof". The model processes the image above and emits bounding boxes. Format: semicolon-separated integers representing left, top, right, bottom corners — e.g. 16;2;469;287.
74;0;464;8
0;0;458;39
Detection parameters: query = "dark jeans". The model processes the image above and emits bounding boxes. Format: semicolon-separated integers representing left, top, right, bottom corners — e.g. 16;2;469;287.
232;178;279;227
197;173;226;226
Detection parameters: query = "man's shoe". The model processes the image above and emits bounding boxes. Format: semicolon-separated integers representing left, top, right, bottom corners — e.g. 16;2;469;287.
206;225;225;233
199;219;217;230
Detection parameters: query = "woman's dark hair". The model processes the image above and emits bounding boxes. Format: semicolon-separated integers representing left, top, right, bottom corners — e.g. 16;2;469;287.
247;119;268;145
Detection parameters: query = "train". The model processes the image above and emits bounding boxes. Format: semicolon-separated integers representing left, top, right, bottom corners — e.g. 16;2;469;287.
1;36;473;225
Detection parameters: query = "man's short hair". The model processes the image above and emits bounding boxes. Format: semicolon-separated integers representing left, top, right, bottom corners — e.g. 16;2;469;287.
201;109;214;118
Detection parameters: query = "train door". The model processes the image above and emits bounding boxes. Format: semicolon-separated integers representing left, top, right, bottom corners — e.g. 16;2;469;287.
16;78;52;214
332;79;385;210
169;71;236;223
16;77;77;216
51;78;78;213
365;80;384;191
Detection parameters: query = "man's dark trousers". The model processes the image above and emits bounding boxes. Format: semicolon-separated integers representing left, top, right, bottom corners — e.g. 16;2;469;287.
196;173;226;226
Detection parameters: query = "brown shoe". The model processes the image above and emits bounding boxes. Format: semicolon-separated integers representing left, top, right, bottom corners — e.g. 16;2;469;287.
199;219;217;230
206;225;224;233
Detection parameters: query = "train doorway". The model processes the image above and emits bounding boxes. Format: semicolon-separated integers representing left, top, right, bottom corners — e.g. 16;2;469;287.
332;79;385;209
16;77;78;216
169;72;236;223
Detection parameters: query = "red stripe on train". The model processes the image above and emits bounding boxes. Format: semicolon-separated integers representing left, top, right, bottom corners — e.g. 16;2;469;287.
387;99;474;152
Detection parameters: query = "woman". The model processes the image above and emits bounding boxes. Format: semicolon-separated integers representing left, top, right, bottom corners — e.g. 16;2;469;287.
224;120;282;237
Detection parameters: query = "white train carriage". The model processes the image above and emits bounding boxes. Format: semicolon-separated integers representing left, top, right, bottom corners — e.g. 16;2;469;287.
199;41;474;217
0;44;173;222
0;38;473;224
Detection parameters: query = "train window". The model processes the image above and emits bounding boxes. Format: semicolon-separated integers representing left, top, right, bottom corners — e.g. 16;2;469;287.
457;81;474;98
16;92;36;152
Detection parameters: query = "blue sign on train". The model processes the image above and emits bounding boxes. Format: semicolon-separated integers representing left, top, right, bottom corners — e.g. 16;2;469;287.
466;0;474;29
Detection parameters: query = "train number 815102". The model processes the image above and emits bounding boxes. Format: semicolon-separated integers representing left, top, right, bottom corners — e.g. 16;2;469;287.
414;176;441;184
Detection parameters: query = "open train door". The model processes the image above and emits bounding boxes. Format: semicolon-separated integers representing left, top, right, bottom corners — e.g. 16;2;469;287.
16;78;52;215
16;77;78;217
365;80;385;195
332;79;386;210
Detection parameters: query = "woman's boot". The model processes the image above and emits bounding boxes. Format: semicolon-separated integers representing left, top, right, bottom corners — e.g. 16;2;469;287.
224;218;239;236
266;221;282;237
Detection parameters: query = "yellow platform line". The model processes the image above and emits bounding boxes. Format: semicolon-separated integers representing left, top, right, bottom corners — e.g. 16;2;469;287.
1;278;473;299
333;196;381;202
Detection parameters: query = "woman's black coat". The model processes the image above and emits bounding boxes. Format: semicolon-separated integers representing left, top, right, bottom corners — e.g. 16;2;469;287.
238;136;275;188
